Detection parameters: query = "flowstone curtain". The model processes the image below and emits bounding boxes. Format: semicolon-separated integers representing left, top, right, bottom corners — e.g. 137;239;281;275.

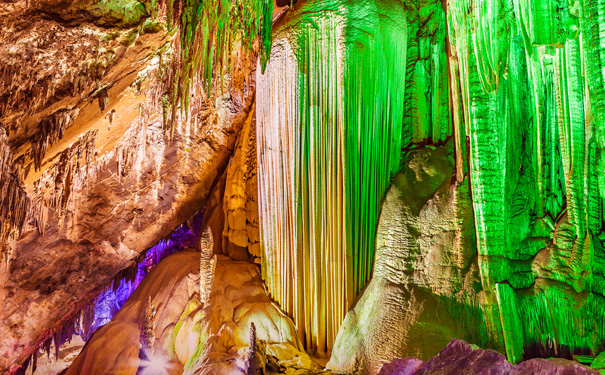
257;0;407;355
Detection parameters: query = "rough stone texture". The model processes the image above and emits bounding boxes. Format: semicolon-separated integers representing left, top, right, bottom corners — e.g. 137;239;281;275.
378;358;426;375
592;351;605;373
0;1;257;371
377;340;599;375
183;255;306;375
327;143;481;375
222;108;260;259
510;359;599;375
419;340;511;375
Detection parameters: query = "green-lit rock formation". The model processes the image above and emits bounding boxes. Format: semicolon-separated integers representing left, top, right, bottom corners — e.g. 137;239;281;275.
445;0;604;361
257;0;407;356
256;0;605;368
4;0;605;372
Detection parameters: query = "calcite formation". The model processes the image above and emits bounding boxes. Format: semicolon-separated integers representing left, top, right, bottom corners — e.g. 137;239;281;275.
443;0;605;363
199;103;261;262
64;250;201;375
327;143;480;374
255;0;605;367
0;128;29;264
0;0;265;371
199;227;216;305
257;0;408;356
183;255;302;373
3;0;605;374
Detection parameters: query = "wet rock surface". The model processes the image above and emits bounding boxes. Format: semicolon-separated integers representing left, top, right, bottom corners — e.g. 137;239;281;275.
378;340;599;375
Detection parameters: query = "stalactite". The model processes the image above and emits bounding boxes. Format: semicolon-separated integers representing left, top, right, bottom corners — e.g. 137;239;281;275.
0;127;29;264
98;88;109;112
495;283;524;364
31;108;80;171
160;0;272;140
257;0;407;356
0;20;114;136
29;130;97;234
444;0;604;362
401;0;452;147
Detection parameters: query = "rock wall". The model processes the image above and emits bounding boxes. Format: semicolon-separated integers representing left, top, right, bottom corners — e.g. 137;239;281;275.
446;0;605;362
199;104;260;262
0;0;262;371
4;0;605;372
377;339;600;375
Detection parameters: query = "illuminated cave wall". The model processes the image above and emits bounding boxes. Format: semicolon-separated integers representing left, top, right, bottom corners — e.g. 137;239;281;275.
257;0;605;362
447;0;605;361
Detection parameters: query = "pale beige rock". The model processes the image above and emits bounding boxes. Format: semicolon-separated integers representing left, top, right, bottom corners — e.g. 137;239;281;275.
199;103;260;262
327;144;481;375
184;255;308;375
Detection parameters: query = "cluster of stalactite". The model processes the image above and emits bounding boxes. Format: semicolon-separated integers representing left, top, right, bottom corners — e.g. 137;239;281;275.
29;130;97;235
401;0;452;148
24;85;159;243
157;0;272;140
0;128;29;264
255;0;605;362
257;0;408;356
115;102;153;179
0;0;271;269
31;108;80;171
0;6;132;263
444;0;605;361
0;20;112;132
0;0;271;259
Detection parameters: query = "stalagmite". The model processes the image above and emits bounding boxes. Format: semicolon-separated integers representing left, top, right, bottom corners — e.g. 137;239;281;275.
141;296;157;351
199;226;216;305
3;0;605;373
245;322;267;375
